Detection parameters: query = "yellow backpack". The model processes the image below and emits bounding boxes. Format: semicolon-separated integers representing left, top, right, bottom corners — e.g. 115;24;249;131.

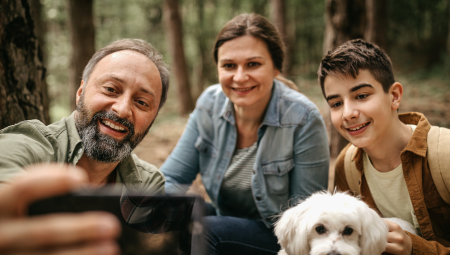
344;126;450;205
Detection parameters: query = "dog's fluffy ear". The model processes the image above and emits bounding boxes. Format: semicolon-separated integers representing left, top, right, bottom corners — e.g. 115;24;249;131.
274;202;311;255
358;204;389;255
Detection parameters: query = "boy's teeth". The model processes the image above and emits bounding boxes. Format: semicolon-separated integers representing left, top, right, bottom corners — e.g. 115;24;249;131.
349;123;367;131
102;119;125;131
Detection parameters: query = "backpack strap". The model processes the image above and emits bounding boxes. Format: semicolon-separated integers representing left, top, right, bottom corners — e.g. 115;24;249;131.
344;144;360;196
427;126;450;205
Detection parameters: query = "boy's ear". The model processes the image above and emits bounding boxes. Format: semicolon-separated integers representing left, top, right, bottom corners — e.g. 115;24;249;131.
389;82;403;110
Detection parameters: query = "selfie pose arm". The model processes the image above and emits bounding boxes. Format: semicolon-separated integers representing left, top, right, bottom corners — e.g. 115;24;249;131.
0;121;60;184
0;164;120;255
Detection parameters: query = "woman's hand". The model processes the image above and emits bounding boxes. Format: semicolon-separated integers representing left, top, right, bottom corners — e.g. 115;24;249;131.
383;219;413;255
0;164;121;255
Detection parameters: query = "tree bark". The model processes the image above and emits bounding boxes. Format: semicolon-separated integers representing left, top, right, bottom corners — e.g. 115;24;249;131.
194;0;206;100
323;0;366;54
271;0;291;74
448;1;450;57
29;0;49;124
323;0;366;158
163;0;194;115
68;0;95;111
271;0;286;39
0;0;48;129
365;0;387;51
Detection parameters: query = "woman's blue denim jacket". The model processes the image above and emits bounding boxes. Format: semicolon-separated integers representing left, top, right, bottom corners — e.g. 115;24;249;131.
161;80;329;228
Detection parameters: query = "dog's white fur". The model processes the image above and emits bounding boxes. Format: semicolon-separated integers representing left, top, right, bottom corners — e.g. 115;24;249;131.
274;192;416;255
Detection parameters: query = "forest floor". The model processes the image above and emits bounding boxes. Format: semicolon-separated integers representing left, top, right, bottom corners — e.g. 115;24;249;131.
133;73;450;201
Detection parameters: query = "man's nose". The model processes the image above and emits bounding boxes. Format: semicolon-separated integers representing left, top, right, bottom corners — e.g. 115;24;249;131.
233;66;249;84
342;102;359;121
111;96;132;119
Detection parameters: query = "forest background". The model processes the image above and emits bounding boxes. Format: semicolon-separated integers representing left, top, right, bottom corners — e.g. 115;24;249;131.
2;0;450;193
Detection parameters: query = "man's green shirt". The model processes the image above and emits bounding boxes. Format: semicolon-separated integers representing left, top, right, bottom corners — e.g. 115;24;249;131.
0;112;165;194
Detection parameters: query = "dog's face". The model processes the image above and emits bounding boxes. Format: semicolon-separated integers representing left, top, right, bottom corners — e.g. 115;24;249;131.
275;192;388;255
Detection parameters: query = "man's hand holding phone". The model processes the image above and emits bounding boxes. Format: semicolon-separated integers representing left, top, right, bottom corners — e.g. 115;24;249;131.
0;164;121;255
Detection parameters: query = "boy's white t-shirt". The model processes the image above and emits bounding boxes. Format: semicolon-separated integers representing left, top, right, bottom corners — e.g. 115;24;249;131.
363;124;421;233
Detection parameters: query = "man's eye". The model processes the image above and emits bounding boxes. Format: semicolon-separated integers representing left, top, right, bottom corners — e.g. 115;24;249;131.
136;100;148;107
106;87;116;93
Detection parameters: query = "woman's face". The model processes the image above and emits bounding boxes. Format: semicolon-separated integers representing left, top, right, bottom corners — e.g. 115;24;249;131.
217;35;280;109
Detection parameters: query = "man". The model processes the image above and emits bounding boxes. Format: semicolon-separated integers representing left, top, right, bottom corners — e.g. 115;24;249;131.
0;38;170;254
0;38;169;194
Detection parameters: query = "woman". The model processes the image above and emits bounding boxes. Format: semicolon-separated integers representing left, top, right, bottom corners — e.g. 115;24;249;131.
161;13;329;254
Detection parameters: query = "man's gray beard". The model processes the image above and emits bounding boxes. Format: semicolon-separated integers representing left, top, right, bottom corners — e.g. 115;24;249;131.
75;98;149;163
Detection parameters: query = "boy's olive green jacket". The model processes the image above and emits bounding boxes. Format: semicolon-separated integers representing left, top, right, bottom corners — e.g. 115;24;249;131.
335;112;450;255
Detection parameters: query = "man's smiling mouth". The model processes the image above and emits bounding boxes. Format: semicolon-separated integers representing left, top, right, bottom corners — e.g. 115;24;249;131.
100;119;127;132
347;122;370;131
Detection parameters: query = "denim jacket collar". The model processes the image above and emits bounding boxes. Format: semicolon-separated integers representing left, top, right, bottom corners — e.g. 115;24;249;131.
219;80;283;127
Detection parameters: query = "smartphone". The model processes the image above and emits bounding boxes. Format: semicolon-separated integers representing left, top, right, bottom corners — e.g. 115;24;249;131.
28;185;206;255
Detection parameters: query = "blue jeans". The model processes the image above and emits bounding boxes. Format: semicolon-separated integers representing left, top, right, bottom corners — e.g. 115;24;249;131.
193;216;281;255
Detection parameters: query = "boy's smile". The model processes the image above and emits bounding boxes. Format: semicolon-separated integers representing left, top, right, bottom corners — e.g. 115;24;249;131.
324;70;400;149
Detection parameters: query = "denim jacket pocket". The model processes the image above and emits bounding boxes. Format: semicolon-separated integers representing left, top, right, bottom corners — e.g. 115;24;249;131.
262;158;294;195
194;137;216;174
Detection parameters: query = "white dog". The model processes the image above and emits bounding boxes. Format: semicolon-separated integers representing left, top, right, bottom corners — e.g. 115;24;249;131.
274;192;416;255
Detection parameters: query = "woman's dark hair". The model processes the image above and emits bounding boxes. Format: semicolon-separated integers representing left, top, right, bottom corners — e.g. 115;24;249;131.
213;13;285;72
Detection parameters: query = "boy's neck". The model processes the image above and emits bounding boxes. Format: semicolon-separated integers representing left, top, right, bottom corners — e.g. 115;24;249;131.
363;118;413;172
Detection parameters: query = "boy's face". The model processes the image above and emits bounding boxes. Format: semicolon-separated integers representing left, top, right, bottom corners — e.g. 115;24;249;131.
324;70;400;149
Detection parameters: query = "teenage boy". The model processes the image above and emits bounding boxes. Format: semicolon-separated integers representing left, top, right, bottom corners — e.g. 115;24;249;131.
318;39;450;255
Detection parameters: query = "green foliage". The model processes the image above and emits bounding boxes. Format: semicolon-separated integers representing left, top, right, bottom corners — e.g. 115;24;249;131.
40;0;449;122
388;0;449;72
41;0;70;122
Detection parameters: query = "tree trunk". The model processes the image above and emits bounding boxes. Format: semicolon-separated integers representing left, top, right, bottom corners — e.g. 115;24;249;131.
323;0;366;158
271;0;286;39
323;0;366;54
164;0;194;115
0;0;48;129
29;0;49;124
271;0;291;74
364;0;387;51
68;0;95;111
446;2;450;57
194;0;206;100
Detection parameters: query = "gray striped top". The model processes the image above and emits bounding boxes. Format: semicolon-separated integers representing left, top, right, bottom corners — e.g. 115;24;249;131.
219;142;260;219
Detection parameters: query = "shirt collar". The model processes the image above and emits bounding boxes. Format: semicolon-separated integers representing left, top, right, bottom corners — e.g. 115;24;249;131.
261;80;282;126
398;112;430;157
65;111;84;164
352;112;431;168
115;154;143;190
220;97;236;125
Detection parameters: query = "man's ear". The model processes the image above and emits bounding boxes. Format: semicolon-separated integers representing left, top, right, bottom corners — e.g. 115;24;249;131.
389;82;403;110
75;80;85;106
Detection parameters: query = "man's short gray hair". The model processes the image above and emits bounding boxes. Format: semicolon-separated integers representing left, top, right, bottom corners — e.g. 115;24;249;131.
82;39;169;110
